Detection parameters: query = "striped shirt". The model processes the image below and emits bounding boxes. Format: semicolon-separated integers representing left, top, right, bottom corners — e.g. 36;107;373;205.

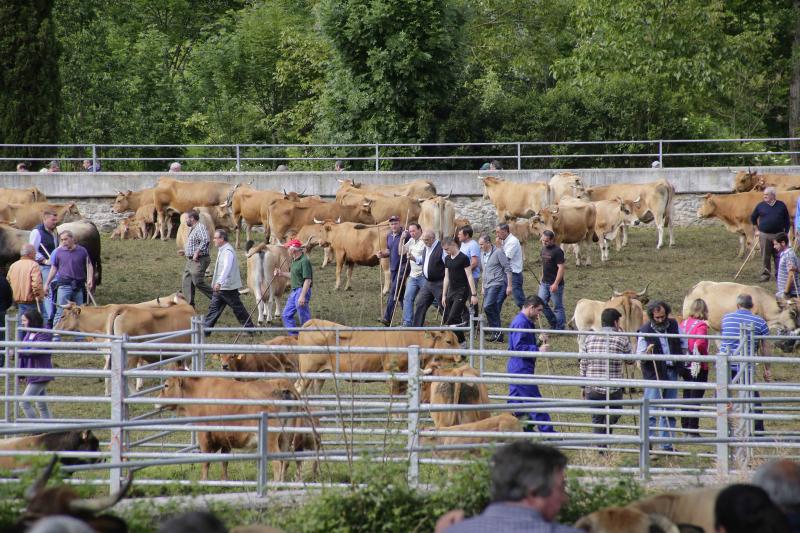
720;309;769;370
184;222;210;258
777;247;800;296
580;327;632;394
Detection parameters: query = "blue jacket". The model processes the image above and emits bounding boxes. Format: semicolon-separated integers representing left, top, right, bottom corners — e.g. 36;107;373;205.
508;311;538;375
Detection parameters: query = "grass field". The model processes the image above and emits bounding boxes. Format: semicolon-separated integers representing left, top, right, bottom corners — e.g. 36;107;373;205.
3;223;795;499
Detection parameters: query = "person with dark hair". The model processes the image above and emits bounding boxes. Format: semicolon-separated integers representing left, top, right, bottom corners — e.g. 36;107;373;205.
637;300;686;452
751;187;790;281
507;295;555;433
438;442;579;532
159;511;229;533
82;159;100;172
753;459;800;531
401;222;425;327
478;233;512;343
204;230;254;331
496;223;525;308
29;210;59;326
18;309;53;419
441;236;478;344
774;232;800;298
377;215;407;326
538;229;566;330
489;159;503;171
580;308;633;438
714;484;789;533
178;209;213;307
334;160;345;172
45;231;93;329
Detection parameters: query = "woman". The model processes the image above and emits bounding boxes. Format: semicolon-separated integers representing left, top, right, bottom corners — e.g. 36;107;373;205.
18;309;53;419
441;237;478;344
679;298;709;434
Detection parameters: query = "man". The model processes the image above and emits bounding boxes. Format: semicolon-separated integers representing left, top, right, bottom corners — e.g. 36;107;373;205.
47;160;61;173
401;223;425;327
438;442;579;533
412;230;446;327
377;215;407;326
45;231;93;328
538;230;566;330
751;186;790;281
82;159;100;172
28;210;58;326
753;459;800;531
275;239;313;336
334;160;345;172
496;223;524;308
178;210;214;307
580;308;633;438
169;162;182;172
720;293;771;434
636;301;686;453
458;225;481;328
774;232;800;298
16;162;28;172
508;295;554;433
204;230;254;331
7;244;43;339
478;233;511;343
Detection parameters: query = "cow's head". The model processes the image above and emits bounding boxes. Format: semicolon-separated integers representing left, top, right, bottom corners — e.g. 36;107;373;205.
54;302;82;331
733;169;760;192
697;193;716;219
312;218;339;247
772;299;800;352
212;203;237;230
219;353;243;371
528;213;549;238
611;282;650;305
111;191;133;213
155;376;188;410
478;176;500;200
355;200;374;223
614;197;639;225
423;330;464;364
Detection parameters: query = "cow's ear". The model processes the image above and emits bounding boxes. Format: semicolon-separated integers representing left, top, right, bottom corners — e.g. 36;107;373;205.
422;367;434;375
236;355;244;360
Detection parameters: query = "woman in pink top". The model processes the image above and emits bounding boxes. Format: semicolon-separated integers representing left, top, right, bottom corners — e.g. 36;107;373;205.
679;298;709;434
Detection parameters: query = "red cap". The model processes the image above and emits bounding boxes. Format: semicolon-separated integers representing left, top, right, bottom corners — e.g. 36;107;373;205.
285;239;303;249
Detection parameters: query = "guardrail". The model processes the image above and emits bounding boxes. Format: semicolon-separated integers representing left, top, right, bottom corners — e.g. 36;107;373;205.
0;314;795;496
2;137;800;171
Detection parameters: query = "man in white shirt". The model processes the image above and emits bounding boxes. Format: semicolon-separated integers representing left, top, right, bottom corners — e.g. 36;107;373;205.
496;223;525;309
204;229;254;331
401;223;425;326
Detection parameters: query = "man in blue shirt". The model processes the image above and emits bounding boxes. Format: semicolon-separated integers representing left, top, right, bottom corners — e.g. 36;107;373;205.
377;216;407;326
507;295;554;433
751;187;790;282
720;293;772;433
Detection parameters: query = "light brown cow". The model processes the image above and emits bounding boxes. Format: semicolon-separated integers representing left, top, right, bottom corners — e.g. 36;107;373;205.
549;171;586;204
0;202;82;230
625;487;720;533
220;335;299;374
571;289;648;351
575;506;689;533
419;196;456;240
697;190;800;257
156;376;304;481
335;178;436;200
151;177;237;241
195;205;237;233
268;198;375;246
591;198;639;262
584;179;675;249
245;242;290;324
0;431;99;470
112;188;155;213
297;223;334;268
308;220;390;292
0;187;46;204
479;176;549;220
422;363;490;428
228;186;322;247
175;210;216;251
530;199;597;266
110;216;143;240
733;170;800;192
336;190;422;226
296;319;463;394
422;413;521;450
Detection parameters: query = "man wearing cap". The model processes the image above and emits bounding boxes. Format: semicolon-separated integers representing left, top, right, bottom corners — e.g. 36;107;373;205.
377;215;407;326
204;229;254;331
275;239;313;335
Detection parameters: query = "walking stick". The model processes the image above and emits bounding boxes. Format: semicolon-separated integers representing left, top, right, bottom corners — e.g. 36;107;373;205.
734;238;759;280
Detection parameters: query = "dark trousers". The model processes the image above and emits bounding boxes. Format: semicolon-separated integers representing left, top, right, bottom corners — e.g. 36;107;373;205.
182;256;213;306
204;289;254;329
678;366;708;430
586;389;623;435
412;279;443;327
443;287;469;343
382;268;407;323
0;311;5;367
759;232;779;276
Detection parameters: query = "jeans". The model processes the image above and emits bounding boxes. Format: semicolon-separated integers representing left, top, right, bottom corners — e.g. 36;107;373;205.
21;381;51;419
382;268;406;323
586;389;623;435
204;289;254;330
39;265;52;326
52;282;85;330
282;287;312;336
511;271;525;308
402;276;425;326
483;283;506;335
644;366;678;450
16;303;37;341
537;281;565;330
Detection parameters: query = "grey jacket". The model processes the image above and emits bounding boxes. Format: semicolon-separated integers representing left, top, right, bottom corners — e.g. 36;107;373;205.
481;245;512;289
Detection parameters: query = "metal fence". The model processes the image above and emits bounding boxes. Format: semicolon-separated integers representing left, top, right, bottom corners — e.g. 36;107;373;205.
2;137;800;171
0;314;797;496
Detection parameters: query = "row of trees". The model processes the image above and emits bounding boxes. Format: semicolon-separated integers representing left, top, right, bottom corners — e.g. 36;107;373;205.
1;0;798;169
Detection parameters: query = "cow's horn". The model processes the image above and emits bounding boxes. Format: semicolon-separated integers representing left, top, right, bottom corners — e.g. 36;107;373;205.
299;188;307;197
283;188;287;196
25;455;58;501
634;195;641;203
69;474;134;513
313;217;323;224
336;217;341;224
303;235;314;248
548;206;559;214
443;190;452;199
637;281;651;297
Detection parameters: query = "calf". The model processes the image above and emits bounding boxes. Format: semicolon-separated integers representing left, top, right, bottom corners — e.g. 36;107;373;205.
245;241;290;324
422;413;521;451
221;335;299;374
575;507;701;533
422;363;490;428
0;430;100;470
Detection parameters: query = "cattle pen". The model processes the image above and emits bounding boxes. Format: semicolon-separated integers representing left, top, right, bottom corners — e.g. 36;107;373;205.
0;315;797;498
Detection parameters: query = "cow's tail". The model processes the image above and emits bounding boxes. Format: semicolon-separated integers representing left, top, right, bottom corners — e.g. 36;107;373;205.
254;251;265;305
567;316;577;330
104;306;124;338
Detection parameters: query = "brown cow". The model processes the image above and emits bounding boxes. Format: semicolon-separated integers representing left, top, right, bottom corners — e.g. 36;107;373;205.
296;319;463;394
308;220;390;291
0;187;46;204
571;288;648;351
479;176;549;220
228;186;322;247
335;178;436;200
336;190;422;226
624;487;720;533
419;196;456;240
220;335;299;374
245;242;291;324
0;202;82;230
422;363;490;428
151;177;237;241
591;198;639;262
112;188;171;239
549;171;586;204
156;376;304;481
530;199;597;266
575;506;694;533
297;223;334;268
0;430;100;470
422;413;521;450
733;169;800;192
175;210;216;251
268;198;374;246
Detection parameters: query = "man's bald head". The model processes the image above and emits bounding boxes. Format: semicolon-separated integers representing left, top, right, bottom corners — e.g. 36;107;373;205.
754;459;800;514
421;230;435;245
20;244;35;257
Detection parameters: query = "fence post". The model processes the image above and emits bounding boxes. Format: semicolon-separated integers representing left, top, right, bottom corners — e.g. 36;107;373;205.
235;145;241;172
257;411;268;497
198;314;206;371
715;350;730;477
11;315;19;423
478;314;485;376
658;141;663;168
407;345;420;488
516;143;522;170
375;144;380;172
639;398;650;480
468;314;475;357
109;338;127;494
3;313;11;422
92;145;98;172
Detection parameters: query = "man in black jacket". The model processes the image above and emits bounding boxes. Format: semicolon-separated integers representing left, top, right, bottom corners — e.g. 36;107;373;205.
637;301;687;453
412;230;446;327
751;187;790;282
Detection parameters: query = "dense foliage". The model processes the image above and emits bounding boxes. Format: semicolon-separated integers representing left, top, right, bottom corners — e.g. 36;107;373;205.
1;0;798;168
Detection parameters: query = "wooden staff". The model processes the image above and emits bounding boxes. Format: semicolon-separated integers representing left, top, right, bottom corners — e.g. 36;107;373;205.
734;238;759;280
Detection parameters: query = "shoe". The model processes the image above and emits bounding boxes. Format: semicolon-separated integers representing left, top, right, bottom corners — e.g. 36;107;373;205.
378;318;390;327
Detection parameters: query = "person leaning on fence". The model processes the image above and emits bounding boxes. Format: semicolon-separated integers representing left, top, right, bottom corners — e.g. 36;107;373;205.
7;244;44;340
204;229;254;332
720;293;771;434
478;232;512;343
275;239;312;336
774;232;800;299
44;230;93;329
507;295;555;433
17;309;53;420
753;459;800;531
436;441;580;533
678;298;710;435
636;300;686;453
579;308;633;441
715;484;790;533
